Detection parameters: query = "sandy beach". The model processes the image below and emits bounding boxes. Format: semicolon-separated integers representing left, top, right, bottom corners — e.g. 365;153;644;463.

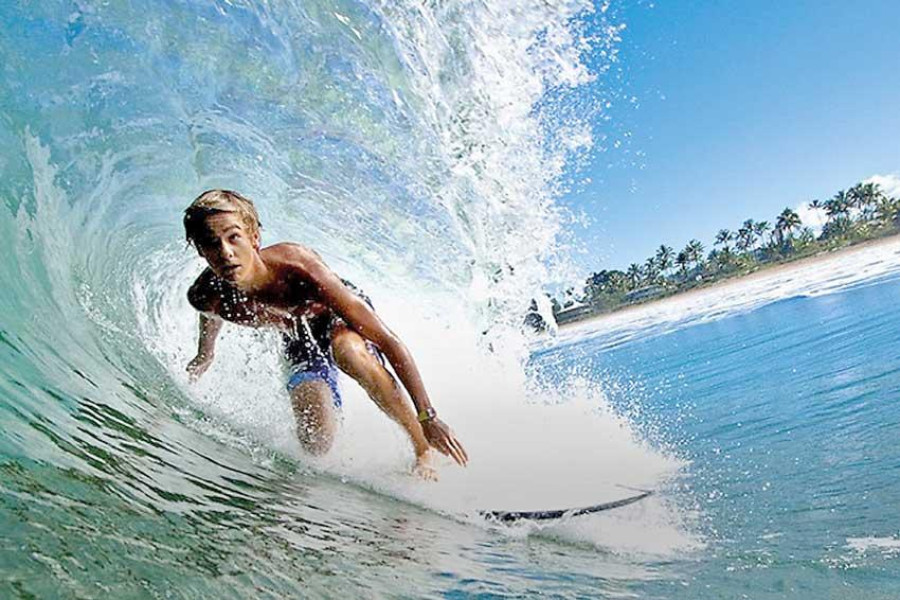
558;234;900;336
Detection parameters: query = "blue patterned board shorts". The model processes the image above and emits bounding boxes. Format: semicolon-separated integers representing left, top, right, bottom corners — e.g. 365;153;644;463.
283;282;384;409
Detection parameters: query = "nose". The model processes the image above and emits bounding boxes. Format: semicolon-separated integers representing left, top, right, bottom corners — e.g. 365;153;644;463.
206;239;235;266
222;241;236;260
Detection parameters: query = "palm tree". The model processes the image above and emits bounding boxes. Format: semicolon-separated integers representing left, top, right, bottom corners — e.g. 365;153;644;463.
825;191;851;221
857;182;884;221
754;221;772;248
626;263;642;289
864;182;885;206
680;240;705;273
775;208;802;246
796;226;816;247
713;245;735;271
820;214;853;240
643;257;658;284
715;229;733;251
736;220;756;252
875;197;900;226
848;183;866;212
687;239;705;266
675;251;689;277
655;245;674;276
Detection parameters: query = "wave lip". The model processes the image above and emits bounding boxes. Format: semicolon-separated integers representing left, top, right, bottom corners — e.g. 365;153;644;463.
0;3;700;596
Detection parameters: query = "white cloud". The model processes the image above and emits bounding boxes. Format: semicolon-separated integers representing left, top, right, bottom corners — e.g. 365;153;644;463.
795;173;900;235
795;201;826;234
865;173;900;198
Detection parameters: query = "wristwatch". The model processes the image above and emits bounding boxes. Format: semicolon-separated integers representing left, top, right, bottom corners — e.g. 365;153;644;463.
417;406;437;423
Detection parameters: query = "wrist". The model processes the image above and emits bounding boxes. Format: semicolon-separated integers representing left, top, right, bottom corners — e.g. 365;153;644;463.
417;406;437;423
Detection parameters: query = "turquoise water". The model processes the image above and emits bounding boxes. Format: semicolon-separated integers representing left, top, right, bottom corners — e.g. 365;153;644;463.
3;1;900;598
534;274;900;598
8;263;900;598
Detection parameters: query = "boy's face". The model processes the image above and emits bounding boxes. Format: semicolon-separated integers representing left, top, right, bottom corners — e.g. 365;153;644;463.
194;211;261;285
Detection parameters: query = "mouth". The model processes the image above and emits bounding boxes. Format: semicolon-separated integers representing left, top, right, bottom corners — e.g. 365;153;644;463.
221;264;241;277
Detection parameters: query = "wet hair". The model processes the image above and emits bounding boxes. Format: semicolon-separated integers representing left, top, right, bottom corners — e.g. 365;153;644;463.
183;189;262;248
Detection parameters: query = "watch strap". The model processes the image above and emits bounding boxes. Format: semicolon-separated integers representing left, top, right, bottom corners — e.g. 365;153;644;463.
417;407;437;423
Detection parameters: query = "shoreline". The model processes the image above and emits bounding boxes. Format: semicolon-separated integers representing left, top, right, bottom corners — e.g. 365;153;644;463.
558;233;900;331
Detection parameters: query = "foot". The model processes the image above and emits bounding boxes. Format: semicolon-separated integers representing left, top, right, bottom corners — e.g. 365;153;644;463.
413;449;438;481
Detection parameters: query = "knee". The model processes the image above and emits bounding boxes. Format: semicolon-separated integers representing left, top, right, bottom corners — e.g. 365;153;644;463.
290;382;337;455
294;409;335;455
333;334;377;375
297;426;334;455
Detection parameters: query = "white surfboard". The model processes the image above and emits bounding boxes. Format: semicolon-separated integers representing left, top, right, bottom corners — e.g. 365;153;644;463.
478;489;652;523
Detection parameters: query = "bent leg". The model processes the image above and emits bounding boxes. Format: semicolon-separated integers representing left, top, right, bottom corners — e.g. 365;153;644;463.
290;380;338;456
331;326;435;475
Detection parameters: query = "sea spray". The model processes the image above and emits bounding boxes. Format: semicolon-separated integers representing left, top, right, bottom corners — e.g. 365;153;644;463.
0;3;689;581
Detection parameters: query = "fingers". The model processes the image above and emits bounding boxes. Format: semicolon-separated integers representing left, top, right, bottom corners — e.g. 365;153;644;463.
426;422;468;467
430;435;452;459
449;435;469;466
186;360;207;383
436;431;465;466
447;435;468;466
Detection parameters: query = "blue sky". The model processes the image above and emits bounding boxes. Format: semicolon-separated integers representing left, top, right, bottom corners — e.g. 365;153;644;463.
564;0;900;275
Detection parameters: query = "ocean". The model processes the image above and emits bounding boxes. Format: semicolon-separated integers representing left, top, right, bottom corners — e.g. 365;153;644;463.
533;240;900;598
2;1;899;598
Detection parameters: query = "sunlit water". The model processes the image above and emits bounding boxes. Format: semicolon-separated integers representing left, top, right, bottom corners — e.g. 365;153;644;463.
0;1;685;597
2;1;899;598
533;246;900;599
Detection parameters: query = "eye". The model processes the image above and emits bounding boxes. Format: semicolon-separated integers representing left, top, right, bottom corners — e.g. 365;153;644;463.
229;233;241;243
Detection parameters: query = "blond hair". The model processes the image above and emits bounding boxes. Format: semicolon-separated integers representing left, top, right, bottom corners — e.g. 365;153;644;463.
183;189;262;247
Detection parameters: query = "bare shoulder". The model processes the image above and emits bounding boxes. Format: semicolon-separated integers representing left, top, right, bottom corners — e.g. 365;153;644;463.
263;242;322;263
187;268;219;312
262;243;330;278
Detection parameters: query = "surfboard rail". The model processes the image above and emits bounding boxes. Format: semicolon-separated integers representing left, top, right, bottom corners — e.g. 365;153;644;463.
478;490;652;523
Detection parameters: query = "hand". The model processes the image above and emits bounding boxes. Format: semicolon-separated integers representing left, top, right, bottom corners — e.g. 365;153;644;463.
421;417;468;467
186;353;214;382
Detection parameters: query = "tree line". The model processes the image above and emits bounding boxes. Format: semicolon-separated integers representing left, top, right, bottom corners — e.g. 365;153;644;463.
553;181;900;319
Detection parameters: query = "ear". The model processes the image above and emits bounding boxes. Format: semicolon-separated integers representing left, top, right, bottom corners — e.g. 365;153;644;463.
252;230;261;250
193;241;209;259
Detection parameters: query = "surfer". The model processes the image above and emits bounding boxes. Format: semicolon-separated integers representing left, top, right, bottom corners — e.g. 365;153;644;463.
182;189;468;479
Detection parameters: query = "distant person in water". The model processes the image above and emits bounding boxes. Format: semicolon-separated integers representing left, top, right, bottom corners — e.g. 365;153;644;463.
182;189;468;479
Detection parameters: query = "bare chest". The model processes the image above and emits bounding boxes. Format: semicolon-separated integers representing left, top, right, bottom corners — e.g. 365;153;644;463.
215;289;329;330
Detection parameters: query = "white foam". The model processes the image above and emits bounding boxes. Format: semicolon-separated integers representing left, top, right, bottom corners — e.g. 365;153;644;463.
133;253;697;555
111;0;699;556
846;536;900;556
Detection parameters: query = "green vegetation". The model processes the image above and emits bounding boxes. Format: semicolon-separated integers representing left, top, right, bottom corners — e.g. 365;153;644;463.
553;181;900;324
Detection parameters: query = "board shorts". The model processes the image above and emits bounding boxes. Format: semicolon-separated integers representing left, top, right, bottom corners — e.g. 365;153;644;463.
282;281;385;409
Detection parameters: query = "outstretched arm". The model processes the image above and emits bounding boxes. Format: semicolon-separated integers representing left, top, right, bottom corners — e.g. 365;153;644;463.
186;273;223;382
301;256;468;466
187;313;222;381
